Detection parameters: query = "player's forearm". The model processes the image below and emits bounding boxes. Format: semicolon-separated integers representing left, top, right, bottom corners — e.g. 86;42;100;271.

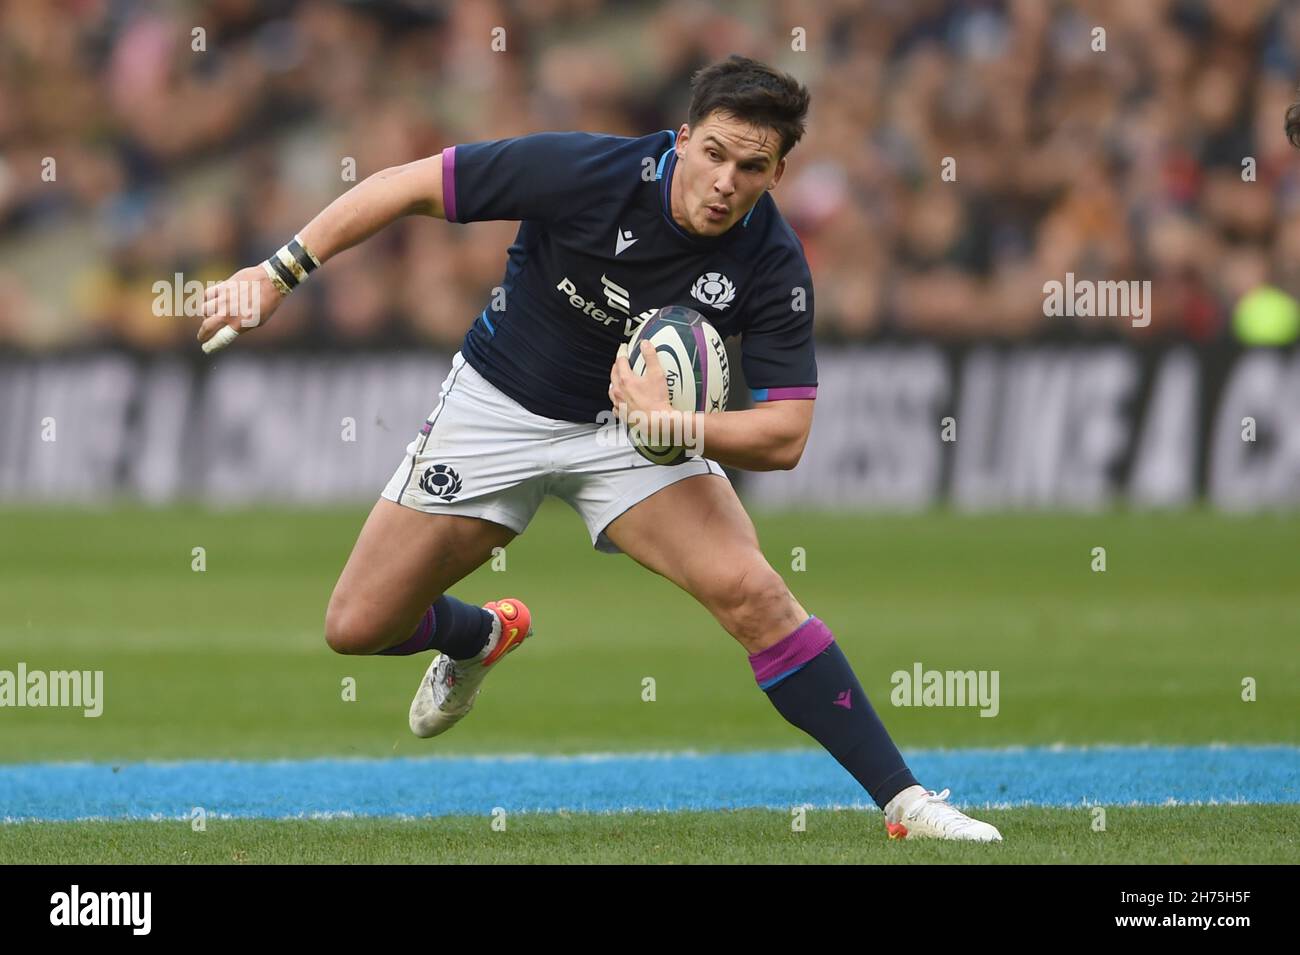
681;406;810;471
198;154;447;352
296;154;445;266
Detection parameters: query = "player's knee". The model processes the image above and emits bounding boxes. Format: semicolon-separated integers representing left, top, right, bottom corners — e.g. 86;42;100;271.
324;593;385;655
708;561;791;644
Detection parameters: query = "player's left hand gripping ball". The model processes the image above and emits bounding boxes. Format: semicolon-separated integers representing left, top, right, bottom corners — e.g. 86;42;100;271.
609;340;671;422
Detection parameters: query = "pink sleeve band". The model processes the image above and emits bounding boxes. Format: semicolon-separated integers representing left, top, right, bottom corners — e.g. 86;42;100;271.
442;145;458;222
751;386;817;402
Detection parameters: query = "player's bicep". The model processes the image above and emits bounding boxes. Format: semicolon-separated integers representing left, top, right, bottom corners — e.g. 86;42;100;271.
754;394;815;436
372;152;447;219
748;396;814;470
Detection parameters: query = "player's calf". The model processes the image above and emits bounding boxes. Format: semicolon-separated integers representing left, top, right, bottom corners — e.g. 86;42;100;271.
695;556;805;653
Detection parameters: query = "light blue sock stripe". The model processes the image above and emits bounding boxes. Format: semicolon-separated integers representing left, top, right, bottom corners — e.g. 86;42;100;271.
758;661;808;690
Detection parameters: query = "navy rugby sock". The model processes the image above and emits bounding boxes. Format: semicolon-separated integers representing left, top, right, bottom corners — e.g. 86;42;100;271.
750;616;919;809
379;595;493;659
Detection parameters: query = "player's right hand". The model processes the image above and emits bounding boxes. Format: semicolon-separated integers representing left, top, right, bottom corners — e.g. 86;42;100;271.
196;265;285;352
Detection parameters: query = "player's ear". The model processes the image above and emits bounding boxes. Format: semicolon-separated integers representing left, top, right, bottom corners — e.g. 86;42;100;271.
768;156;786;190
676;123;690;157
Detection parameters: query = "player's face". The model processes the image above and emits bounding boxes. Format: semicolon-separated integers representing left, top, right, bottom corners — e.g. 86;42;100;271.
671;113;786;237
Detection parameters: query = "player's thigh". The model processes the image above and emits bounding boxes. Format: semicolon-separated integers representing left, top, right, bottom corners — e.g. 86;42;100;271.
602;474;805;647
325;497;515;653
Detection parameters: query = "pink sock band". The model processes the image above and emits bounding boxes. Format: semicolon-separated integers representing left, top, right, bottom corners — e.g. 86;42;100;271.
379;605;435;656
748;616;834;688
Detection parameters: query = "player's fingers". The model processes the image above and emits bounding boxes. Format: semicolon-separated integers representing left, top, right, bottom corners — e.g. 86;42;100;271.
204;280;236;312
197;314;234;342
201;325;240;354
609;383;630;417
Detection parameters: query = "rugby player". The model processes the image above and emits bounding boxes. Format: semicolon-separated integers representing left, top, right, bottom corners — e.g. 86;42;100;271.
198;55;1001;841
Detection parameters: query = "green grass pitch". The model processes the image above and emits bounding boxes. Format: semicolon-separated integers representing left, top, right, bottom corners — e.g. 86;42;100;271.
0;503;1296;863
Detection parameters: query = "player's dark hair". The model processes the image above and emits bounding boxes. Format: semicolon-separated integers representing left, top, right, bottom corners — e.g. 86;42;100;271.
688;54;811;159
1288;98;1300;149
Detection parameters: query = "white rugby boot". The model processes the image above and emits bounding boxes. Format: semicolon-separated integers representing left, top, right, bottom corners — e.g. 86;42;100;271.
885;788;1003;842
408;598;533;739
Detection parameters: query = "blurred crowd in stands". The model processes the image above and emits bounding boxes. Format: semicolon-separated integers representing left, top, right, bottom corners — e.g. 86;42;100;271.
3;0;1300;350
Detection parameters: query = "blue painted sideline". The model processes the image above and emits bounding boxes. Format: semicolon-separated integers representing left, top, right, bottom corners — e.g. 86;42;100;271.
1;746;1296;822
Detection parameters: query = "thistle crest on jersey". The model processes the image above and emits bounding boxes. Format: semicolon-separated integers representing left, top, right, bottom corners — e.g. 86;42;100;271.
690;272;736;310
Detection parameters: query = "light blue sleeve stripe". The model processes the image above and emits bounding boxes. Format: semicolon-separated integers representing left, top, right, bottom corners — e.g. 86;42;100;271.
479;309;495;335
654;129;677;181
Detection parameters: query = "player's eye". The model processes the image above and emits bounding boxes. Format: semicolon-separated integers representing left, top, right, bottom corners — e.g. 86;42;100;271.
707;150;722;161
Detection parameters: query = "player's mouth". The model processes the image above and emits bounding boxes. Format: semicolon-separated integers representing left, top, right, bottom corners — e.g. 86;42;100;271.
705;203;729;221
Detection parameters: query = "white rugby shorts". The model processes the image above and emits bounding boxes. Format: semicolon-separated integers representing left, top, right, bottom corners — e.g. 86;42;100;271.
381;352;727;553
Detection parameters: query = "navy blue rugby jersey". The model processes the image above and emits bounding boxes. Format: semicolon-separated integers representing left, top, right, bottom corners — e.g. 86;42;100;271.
440;128;817;422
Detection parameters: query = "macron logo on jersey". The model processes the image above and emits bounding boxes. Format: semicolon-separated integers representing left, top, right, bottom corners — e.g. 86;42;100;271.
615;228;638;256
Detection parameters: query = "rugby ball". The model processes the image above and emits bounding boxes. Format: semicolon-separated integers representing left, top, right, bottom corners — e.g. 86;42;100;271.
625;305;729;465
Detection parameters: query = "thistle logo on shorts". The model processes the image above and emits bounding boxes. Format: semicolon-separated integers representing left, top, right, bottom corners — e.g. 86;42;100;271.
419;464;463;501
690;271;736;311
